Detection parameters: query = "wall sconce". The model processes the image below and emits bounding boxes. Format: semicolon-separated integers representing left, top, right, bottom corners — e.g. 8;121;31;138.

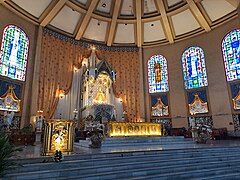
36;110;43;116
59;94;64;99
73;66;78;72
92;45;96;51
119;98;123;102
59;90;65;99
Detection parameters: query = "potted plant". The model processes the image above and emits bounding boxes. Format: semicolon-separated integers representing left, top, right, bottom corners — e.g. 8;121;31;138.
0;130;22;177
88;131;104;148
192;123;212;144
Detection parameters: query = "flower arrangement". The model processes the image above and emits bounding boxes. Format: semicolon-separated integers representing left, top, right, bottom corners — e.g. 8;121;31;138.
192;122;212;143
88;131;104;148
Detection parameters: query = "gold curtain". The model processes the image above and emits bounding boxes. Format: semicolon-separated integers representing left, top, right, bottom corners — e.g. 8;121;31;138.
96;49;140;122
38;32;91;118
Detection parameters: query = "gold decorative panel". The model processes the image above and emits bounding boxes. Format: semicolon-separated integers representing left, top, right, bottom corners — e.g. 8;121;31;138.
151;97;169;116
0;85;21;112
233;91;240;110
108;122;162;137
42;119;76;155
189;94;208;115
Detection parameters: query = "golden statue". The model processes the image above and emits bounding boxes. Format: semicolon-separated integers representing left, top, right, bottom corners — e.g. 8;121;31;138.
94;87;106;103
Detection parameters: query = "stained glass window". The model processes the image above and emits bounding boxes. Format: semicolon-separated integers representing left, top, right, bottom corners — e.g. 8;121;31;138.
0;25;29;81
182;46;208;89
148;54;169;93
222;29;240;81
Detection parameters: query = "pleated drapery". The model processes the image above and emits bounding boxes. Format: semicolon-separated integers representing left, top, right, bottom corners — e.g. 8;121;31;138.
38;29;140;122
96;49;140;122
53;68;82;120
38;31;91;119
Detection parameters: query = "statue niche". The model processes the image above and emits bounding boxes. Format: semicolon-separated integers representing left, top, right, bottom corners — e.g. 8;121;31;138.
81;50;121;132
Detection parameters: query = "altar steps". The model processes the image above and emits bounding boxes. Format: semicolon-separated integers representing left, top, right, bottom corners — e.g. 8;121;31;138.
3;146;240;180
9;148;240;173
77;136;195;149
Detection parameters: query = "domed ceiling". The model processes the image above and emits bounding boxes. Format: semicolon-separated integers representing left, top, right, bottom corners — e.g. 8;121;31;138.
1;0;238;47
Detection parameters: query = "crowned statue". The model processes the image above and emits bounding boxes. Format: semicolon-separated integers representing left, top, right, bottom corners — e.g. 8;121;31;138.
3;109;14;130
94;87;106;104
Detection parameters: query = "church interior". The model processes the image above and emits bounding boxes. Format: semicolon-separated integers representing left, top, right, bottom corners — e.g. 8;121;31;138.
1;0;240;179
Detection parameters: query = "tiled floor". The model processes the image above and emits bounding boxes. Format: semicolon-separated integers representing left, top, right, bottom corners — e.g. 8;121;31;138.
15;138;240;159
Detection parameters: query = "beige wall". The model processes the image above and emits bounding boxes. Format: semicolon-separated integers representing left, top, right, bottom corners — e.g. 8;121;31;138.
1;3;240;131
0;5;38;128
143;19;240;130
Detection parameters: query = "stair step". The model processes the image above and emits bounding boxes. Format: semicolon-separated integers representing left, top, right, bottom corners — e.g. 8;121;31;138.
126;165;240;180
3;146;240;180
13;146;240;165
6;156;240;179
193;172;240;180
54;163;240;180
10;147;240;169
10;152;240;173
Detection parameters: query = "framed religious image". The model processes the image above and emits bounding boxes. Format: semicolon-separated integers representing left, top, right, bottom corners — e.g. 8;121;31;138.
151;94;169;117
187;89;208;115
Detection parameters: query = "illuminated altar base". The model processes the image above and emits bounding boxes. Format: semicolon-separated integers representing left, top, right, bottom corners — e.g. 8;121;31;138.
42;119;76;155
108;122;162;137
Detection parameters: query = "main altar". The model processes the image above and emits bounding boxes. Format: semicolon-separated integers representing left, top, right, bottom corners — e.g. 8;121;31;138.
79;49;162;137
80;50;118;130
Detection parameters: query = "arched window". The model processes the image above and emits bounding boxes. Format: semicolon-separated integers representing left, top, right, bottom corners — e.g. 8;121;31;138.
148;54;169;93
222;29;240;81
182;46;208;89
0;25;29;81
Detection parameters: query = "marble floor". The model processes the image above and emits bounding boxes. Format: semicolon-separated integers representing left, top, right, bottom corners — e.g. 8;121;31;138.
14;138;240;159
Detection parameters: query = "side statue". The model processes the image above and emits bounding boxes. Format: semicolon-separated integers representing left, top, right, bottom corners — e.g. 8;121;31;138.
4;110;14;129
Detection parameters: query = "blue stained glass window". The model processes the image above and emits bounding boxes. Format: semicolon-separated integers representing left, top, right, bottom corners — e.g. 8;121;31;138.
182;46;208;89
148;54;169;93
0;25;29;81
222;29;240;81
